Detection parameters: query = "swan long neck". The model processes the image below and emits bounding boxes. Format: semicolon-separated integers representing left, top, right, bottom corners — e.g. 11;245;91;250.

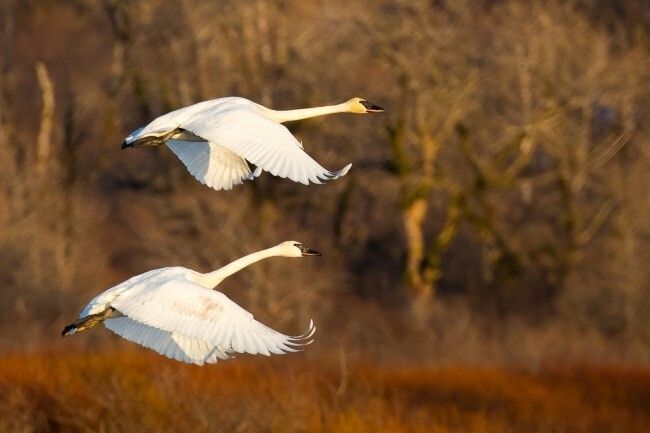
200;246;281;288
265;103;351;123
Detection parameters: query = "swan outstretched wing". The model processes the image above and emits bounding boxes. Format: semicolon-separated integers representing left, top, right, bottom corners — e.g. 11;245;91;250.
109;278;315;357
181;108;351;185
104;316;231;365
166;139;258;191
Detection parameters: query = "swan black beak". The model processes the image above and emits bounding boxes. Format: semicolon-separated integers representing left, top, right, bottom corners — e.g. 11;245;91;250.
121;140;132;149
360;100;385;113
301;248;321;257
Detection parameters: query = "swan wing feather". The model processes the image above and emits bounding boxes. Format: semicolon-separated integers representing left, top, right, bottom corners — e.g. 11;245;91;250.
109;277;315;357
181;107;351;185
104;316;231;365
166;139;253;191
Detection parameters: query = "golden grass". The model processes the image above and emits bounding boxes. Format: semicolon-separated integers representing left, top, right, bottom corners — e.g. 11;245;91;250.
0;349;647;433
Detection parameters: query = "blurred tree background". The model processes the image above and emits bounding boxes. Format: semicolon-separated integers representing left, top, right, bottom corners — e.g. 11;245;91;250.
0;0;648;366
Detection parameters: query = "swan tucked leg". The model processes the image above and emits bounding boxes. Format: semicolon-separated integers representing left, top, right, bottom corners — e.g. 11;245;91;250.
61;307;121;337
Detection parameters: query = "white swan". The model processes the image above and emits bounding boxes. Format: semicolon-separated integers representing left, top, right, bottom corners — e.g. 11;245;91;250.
121;97;384;190
61;241;321;365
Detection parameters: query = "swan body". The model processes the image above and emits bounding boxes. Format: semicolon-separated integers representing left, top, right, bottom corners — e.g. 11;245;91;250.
121;97;383;191
62;241;321;365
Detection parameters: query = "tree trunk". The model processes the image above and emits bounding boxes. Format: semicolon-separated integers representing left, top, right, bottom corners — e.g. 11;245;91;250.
35;62;54;177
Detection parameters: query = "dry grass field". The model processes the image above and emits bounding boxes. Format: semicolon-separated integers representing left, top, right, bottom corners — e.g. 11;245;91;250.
0;349;648;433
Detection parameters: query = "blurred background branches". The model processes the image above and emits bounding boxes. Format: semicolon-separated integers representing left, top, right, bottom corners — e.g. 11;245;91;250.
0;0;648;366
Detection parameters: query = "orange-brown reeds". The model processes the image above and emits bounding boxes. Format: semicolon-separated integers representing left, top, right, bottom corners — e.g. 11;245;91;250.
0;349;647;433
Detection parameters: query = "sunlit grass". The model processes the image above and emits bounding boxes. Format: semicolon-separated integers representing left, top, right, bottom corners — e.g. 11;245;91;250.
0;349;647;432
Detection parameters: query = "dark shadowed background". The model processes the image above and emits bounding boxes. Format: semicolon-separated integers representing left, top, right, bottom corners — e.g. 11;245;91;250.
0;1;649;432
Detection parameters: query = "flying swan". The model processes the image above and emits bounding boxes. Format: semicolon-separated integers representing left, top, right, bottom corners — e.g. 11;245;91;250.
121;97;384;190
61;241;321;365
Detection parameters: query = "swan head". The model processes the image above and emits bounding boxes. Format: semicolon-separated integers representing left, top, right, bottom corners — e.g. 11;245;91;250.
278;241;321;257
347;97;384;114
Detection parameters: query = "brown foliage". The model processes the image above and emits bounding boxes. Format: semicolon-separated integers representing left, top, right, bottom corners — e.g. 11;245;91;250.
0;351;648;433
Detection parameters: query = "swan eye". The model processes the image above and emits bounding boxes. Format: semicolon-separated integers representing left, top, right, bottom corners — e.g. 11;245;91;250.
294;243;305;252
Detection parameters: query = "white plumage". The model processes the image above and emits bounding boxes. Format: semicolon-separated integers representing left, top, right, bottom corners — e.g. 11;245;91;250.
63;241;321;365
122;96;383;190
